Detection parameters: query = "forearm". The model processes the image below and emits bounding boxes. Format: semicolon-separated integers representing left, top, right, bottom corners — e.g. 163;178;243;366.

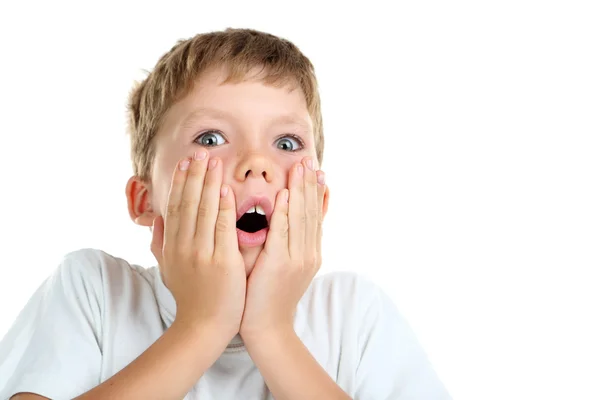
244;329;352;400
75;321;230;400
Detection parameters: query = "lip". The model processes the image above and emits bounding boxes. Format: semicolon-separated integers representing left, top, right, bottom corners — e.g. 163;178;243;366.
237;228;268;247
236;195;274;225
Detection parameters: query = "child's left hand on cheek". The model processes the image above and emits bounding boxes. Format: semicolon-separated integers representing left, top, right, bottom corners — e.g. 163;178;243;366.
239;157;326;341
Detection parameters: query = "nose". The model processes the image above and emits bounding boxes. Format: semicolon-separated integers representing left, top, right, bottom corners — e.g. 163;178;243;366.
234;152;274;183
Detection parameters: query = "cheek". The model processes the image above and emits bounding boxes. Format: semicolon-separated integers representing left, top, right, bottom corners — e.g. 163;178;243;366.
215;151;235;166
151;166;177;215
280;156;304;180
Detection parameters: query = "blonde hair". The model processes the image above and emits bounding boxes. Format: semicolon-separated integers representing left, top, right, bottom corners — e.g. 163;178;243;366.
126;28;324;182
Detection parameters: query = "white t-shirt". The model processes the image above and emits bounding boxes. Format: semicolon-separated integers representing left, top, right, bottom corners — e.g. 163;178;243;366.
0;249;450;400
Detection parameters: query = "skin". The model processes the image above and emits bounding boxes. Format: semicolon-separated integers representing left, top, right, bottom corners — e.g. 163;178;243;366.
127;66;329;276
11;66;350;400
127;66;348;398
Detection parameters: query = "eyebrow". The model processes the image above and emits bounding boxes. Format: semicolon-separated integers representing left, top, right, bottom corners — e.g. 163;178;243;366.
269;114;312;133
179;107;312;133
179;107;234;130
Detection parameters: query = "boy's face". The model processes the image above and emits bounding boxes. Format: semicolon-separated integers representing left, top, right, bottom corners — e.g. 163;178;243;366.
127;66;329;275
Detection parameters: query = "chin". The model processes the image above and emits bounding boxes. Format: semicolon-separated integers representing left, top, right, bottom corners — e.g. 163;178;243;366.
241;245;263;277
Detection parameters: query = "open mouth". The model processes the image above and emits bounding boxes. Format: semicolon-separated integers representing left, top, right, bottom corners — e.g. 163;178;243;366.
236;205;269;233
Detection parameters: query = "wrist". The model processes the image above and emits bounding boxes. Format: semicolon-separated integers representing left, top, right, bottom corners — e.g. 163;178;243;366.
171;318;237;348
241;324;296;348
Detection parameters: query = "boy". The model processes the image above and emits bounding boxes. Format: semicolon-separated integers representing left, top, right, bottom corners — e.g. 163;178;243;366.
0;28;450;399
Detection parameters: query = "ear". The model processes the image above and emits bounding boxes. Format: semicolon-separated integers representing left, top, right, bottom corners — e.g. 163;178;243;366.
322;184;330;219
125;176;156;227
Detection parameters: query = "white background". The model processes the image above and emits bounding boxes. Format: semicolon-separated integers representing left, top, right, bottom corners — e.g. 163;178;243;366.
0;1;598;399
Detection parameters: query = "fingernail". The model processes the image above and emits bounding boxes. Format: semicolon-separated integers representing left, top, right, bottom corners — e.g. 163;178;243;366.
194;150;207;160
317;171;326;185
220;185;229;197
284;189;289;203
305;158;314;171
297;164;304;176
179;159;190;171
209;158;218;170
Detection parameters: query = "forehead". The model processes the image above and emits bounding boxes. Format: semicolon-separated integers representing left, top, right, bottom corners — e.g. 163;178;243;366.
193;65;306;107
161;66;312;133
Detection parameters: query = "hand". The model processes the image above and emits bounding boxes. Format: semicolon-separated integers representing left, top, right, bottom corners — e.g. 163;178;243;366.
240;157;326;339
151;151;246;337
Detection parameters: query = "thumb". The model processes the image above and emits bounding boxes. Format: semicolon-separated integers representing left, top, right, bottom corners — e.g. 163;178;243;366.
150;215;164;264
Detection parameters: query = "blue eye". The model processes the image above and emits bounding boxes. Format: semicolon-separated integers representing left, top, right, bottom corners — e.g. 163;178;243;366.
195;130;226;147
276;135;304;152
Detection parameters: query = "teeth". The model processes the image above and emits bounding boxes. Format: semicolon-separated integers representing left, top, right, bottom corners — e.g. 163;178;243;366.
244;205;266;215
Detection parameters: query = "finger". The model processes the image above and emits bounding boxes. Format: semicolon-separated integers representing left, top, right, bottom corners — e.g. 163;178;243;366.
214;184;239;260
150;215;165;265
303;159;319;259
288;162;306;262
178;149;209;243
164;157;192;249
195;157;223;255
316;171;326;256
264;189;290;257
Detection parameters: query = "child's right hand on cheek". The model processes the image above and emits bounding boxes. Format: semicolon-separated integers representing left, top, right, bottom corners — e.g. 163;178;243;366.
150;149;246;340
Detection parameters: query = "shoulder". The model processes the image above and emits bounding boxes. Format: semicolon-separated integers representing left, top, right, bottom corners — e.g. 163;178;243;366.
45;248;107;295
49;248;154;299
297;271;410;366
307;270;386;305
301;270;391;322
302;273;451;398
55;247;123;275
58;247;142;272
